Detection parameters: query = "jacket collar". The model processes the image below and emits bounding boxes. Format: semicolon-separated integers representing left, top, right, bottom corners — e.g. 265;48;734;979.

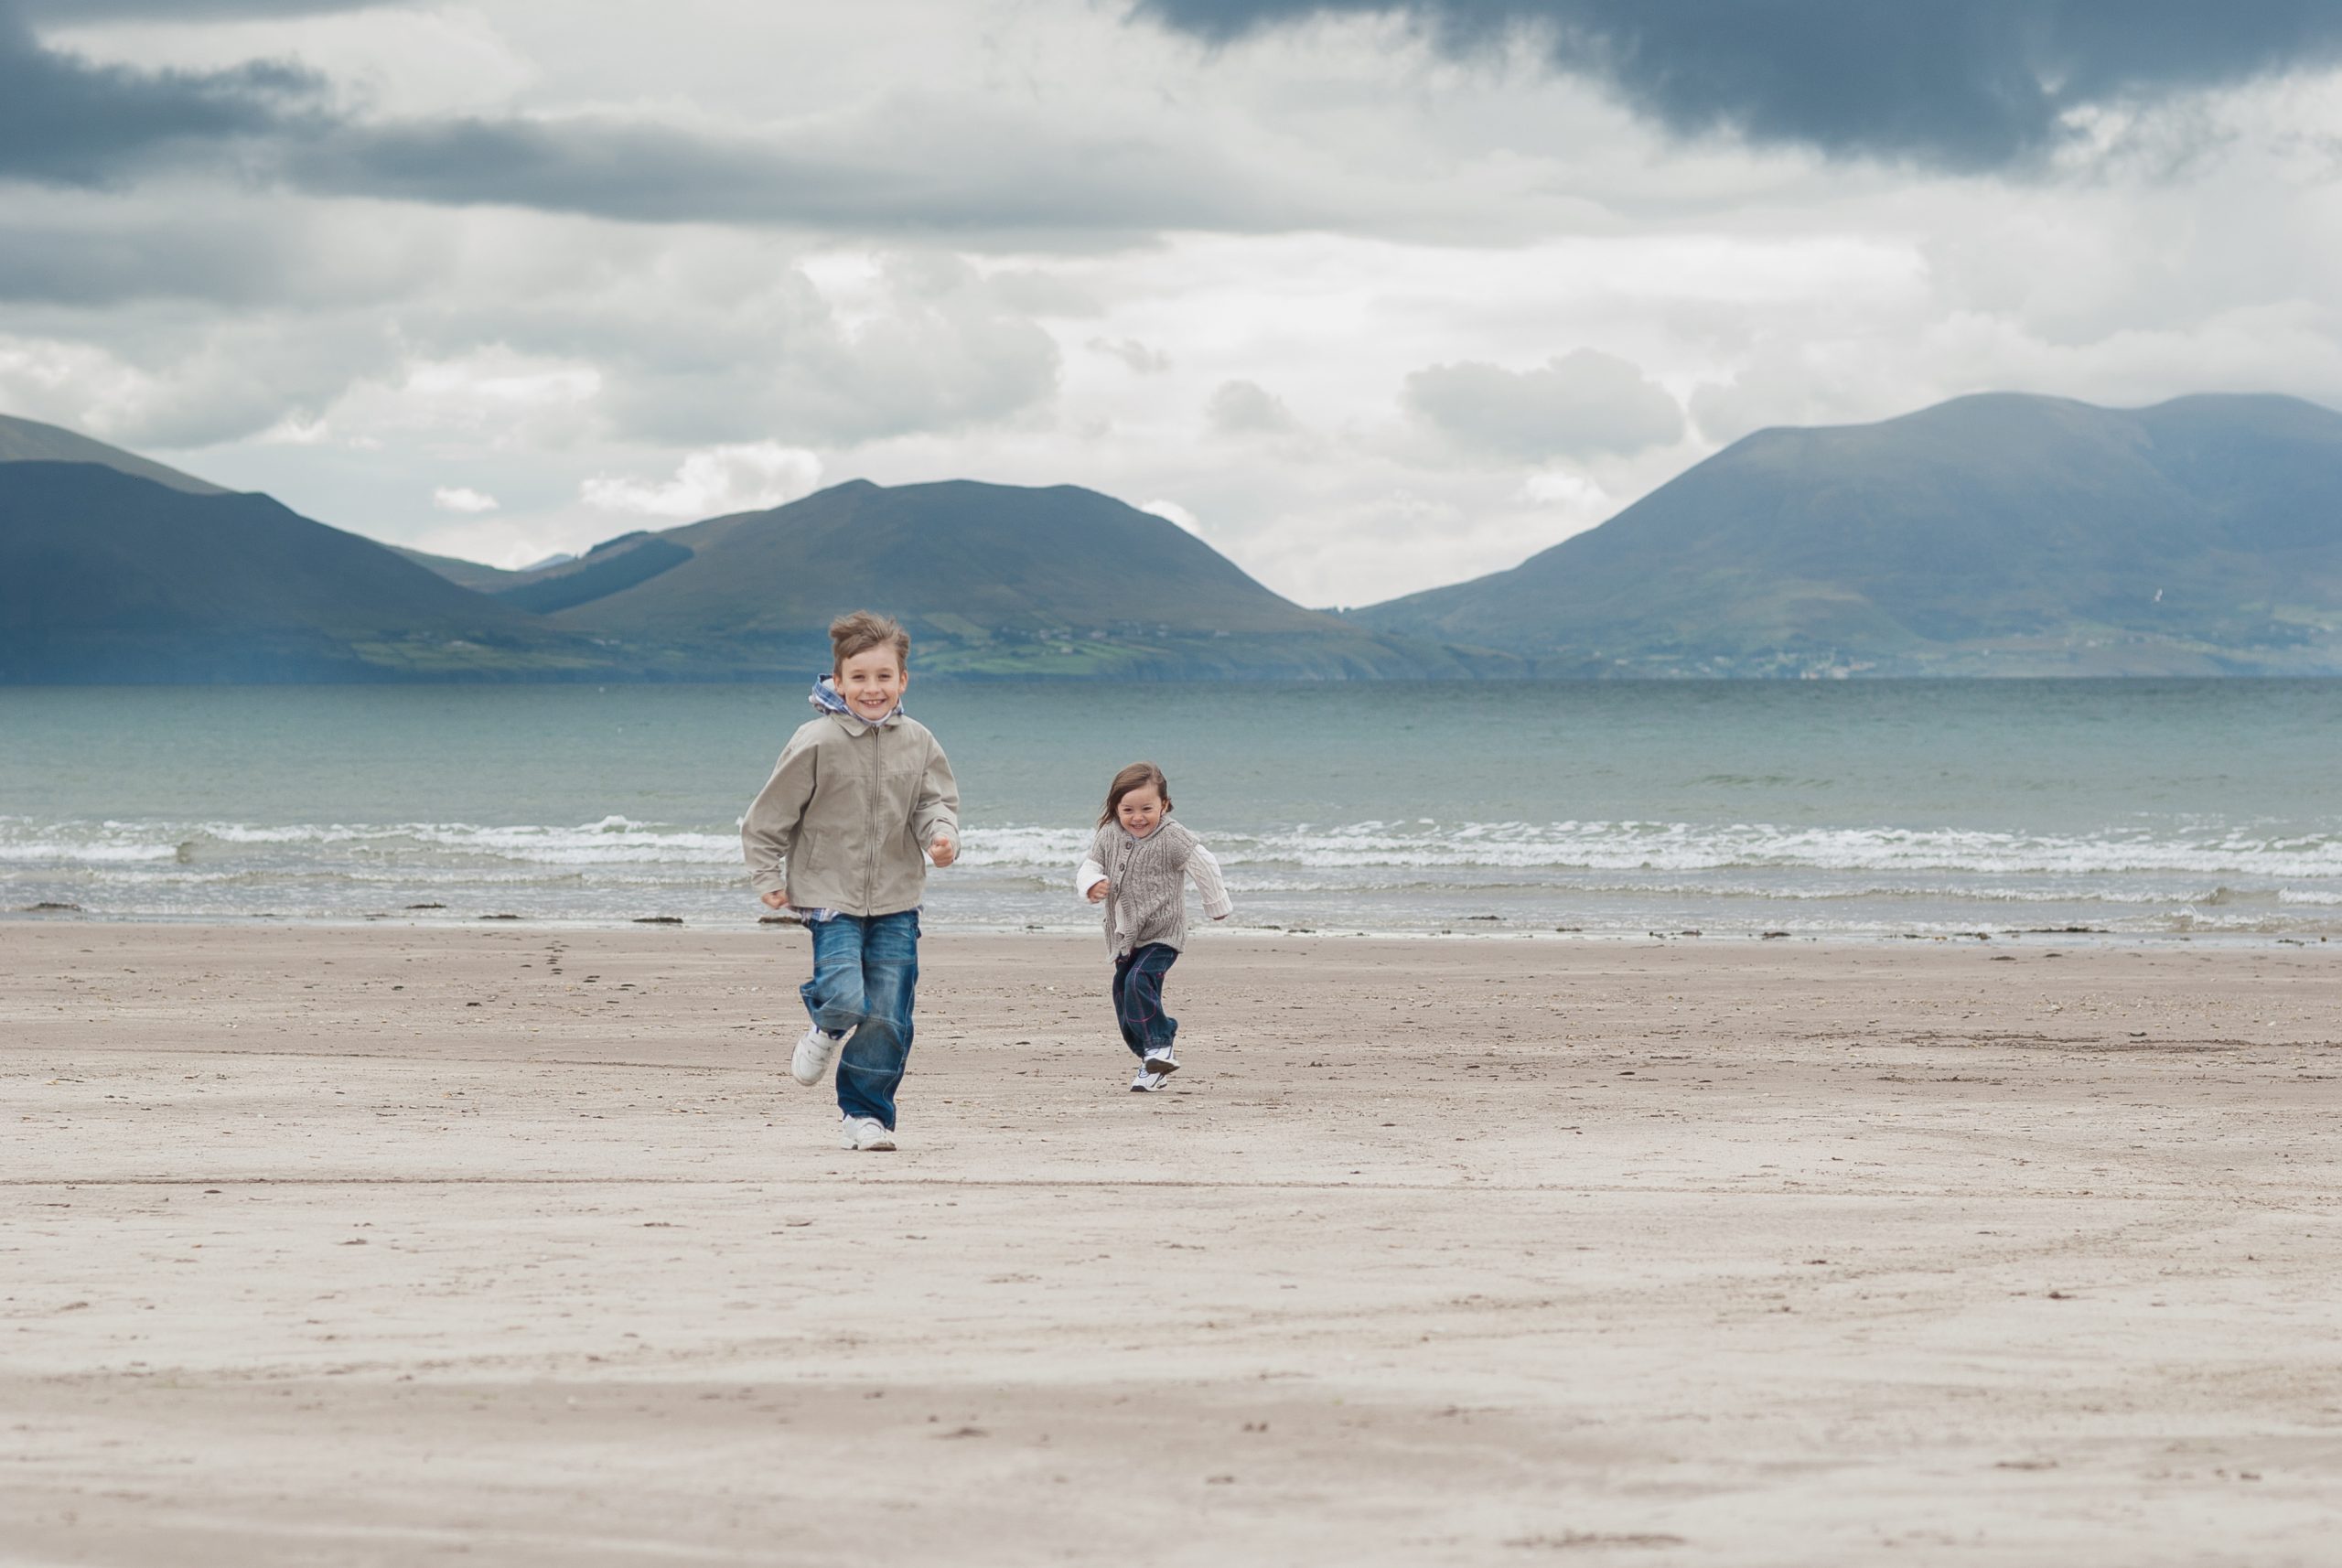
810;674;902;734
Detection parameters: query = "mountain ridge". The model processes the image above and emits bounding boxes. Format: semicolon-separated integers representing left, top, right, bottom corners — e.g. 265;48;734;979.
1350;392;2342;675
0;413;231;498
0;461;600;682
514;478;1452;678
0;434;1460;681
7;392;2341;682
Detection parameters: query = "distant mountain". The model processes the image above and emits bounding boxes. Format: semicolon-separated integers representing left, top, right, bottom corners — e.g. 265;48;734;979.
1353;392;2342;675
0;413;230;497
0;462;597;682
18;394;2340;683
0;430;1454;680
510;479;1448;678
388;544;523;593
0;420;553;604
494;531;694;617
389;545;586;593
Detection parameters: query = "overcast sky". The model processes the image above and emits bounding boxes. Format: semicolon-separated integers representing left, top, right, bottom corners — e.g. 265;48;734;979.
5;0;2340;604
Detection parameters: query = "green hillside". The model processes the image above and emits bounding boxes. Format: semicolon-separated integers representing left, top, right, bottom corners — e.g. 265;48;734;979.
495;532;690;614
0;462;604;682
1351;392;2342;675
0;435;1456;681
529;479;1450;678
389;544;524;593
16;394;2340;683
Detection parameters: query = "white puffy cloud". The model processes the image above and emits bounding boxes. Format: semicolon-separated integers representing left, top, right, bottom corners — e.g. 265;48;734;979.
1140;498;1205;535
431;484;499;512
0;316;399;450
582;442;823;521
1517;467;1607;511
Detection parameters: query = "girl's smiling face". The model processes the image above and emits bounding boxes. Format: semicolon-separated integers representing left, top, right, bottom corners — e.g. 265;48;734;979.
1116;784;1165;838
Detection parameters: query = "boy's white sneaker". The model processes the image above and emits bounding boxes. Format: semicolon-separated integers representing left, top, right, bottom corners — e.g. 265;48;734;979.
1130;1068;1167;1092
840;1115;896;1152
1142;1047;1178;1077
791;1024;843;1086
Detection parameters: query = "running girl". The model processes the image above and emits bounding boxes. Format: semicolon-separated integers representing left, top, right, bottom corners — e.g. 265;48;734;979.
1074;761;1232;1091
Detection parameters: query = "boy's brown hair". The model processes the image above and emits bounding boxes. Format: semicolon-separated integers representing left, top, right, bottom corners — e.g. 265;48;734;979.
829;610;910;674
1099;760;1172;828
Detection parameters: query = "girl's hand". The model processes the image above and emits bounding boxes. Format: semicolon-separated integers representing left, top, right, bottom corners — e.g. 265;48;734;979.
760;890;790;911
1086;879;1110;903
929;836;957;868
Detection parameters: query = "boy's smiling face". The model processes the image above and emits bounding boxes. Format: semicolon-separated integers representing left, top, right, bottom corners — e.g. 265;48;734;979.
835;647;907;723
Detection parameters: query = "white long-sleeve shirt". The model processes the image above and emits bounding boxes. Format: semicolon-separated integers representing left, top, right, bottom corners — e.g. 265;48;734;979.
1075;818;1231;954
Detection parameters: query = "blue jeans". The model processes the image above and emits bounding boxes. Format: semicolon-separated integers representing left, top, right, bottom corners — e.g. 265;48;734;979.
800;910;919;1129
1112;943;1178;1059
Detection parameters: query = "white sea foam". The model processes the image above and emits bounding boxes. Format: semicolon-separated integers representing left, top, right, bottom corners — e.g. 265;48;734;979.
953;826;1092;867
0;817;738;868
0;839;181;865
970;820;2342;881
6;814;2339;883
1370;823;2320;877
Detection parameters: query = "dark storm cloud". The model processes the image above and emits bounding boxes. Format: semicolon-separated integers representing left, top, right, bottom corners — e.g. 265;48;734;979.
0;2;324;183
289;113;1309;237
16;1;388;18
0;1;1306;240
295;117;860;224
1135;0;2342;168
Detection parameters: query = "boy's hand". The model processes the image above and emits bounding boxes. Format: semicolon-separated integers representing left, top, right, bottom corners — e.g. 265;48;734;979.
929;836;957;869
1086;879;1110;903
760;890;790;910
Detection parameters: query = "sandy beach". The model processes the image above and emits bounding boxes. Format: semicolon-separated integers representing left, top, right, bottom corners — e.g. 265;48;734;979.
3;920;2337;1566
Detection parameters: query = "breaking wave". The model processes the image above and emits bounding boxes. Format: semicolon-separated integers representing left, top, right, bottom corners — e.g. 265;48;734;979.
5;812;2337;935
6;814;2339;882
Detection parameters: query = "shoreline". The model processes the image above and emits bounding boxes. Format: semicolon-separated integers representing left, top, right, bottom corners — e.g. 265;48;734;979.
6;905;2331;950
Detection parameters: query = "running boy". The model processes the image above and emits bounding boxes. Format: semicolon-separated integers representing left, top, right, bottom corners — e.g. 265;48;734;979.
742;611;959;1151
1075;761;1232;1092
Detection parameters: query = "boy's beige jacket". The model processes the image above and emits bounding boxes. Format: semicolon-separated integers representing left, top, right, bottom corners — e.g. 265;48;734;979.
740;708;960;917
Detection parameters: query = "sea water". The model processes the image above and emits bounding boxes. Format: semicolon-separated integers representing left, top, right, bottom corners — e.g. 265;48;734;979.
2;680;2337;940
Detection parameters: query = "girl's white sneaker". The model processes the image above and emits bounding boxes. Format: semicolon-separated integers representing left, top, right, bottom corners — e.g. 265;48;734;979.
840;1115;896;1151
1130;1068;1167;1092
791;1024;843;1086
1142;1047;1178;1076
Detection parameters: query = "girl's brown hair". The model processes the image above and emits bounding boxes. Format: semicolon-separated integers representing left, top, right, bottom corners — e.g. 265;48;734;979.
1099;761;1171;827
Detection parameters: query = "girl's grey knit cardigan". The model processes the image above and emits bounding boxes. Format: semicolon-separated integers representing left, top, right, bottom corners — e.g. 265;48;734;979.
1075;819;1233;955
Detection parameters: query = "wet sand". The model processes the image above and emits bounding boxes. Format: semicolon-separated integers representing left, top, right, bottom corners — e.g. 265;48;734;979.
3;921;2338;1566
